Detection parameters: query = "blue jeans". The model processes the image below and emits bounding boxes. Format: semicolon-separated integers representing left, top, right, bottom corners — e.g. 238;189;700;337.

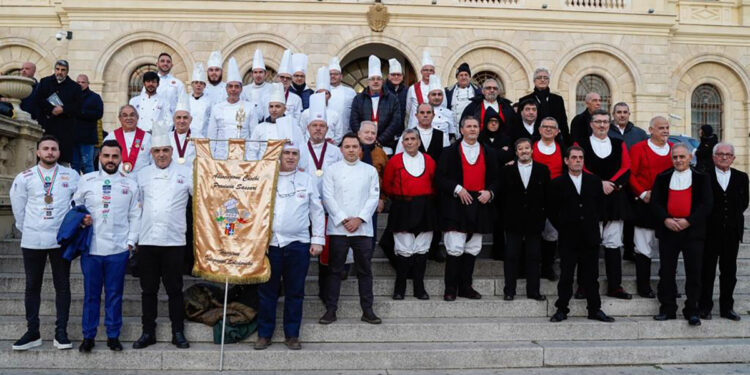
80;251;128;339
257;241;311;339
71;144;94;174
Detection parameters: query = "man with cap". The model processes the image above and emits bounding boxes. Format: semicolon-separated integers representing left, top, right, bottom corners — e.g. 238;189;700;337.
155;52;185;113
445;62;481;126
103;105;152;175
132;119;192;350
319;133;381;325
36;59;82;164
276;50;304;123
74;139;141;352
241;49;273;108
409;75;456;139
187;63;211;136
328;57;357;132
255;140;325;351
128;71;171;132
517;68;569;146
288;53;314;110
248;83;308;163
204;51;227;104
461;79;513;132
171;95;198;165
206;57;258;160
385;58;408;124
10;135;80;351
299;66;345;145
349;55;403;153
406;50;444;123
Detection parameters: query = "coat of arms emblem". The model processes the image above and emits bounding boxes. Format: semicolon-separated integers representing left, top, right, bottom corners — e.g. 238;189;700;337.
367;3;390;32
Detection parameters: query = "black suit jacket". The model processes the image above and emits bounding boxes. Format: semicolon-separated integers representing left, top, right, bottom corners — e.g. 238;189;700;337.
569;109;592;147
651;168;713;241
507;118;541;144
547;172;604;248
517;90;569;146
707;167;749;240
460;94;514;130
350;88;403;149
419;128;445;164
501;162;550;234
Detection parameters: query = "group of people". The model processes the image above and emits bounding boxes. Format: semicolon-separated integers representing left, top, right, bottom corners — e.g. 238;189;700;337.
7;47;747;353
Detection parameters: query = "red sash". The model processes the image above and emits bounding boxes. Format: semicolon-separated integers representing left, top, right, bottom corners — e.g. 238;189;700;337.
414;82;425;105
114;128;145;167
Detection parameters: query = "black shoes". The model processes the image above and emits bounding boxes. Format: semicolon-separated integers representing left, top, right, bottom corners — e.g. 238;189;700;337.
653;313;677;321
550;311;567;322
541;267;558;281
607;288;632;300
638;290;656;299
588;310;615;322
254;337;271;350
79;338;95;353
12;331;42;351
700;311;713;320
53;331;73;350
107;337;123;351
284;337;302;350
721;310;742;321
415;292;430;300
132;332;156;349
172;332;190;349
458;287;482;300
574;288;586;299
318;310;337;325
361;310;382;325
528;295;547;301
687;315;701;326
392;293;405;300
504;295;514;301
443;287;457;302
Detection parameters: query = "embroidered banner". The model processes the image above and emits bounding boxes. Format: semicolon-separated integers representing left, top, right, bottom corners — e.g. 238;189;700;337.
191;138;284;284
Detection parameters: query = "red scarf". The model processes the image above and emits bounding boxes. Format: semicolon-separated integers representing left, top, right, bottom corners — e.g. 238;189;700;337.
114;128;145;167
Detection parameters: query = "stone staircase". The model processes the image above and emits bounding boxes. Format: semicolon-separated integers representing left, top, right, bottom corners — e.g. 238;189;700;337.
1;213;749;373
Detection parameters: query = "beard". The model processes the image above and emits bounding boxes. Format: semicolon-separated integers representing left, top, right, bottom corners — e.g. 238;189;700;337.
208;75;223;85
102;162;119;174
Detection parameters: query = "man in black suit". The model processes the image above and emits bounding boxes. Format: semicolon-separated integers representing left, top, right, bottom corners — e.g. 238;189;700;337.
548;146;614;323
501;138;550;301
651;144;713;326
569;92;601;147
517;68;569;146
36;60;82;164
507;99;540;144
700;142;748;321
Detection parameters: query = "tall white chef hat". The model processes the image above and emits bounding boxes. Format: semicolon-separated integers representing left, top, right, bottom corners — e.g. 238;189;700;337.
278;49;292;76
268;82;286;104
191;62;206;83
388;58;402;75
307;92;327;126
207;51;223;69
150;119;172;148
315;66;331;93
368;55;382;78
174;92;190;114
428;74;442;93
252;49;266;71
225;57;242;84
291;53;308;76
329;56;342;72
421;50;434;69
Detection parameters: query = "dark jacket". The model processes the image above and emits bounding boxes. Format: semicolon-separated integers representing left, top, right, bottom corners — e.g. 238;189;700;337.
20;79;39;120
460;94;514;130
569;109;592;147
36;74;82;163
76;88;103;145
707;167;749;241
695;134;718;173
350;88;403;149
507;117;541;144
289;83;314;110
419;128;446;163
57;205;92;261
651;168;713;241
547;172;605;248
608;121;648;150
445;82;481;109
517;88;569;145
385;80;407;124
500;162;550;234
478;113;514;165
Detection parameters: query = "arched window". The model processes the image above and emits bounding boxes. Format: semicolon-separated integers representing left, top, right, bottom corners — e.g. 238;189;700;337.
691;84;722;138
128;64;158;100
2;68;21;76
243;67;278;85
471;71;504;95
575;74;611;114
341;57;380;93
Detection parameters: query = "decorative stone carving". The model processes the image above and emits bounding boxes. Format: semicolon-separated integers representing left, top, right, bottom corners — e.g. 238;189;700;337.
0;76;34;121
367;3;390;32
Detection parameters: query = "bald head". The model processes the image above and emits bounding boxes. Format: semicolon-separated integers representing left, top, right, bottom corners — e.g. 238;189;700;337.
585;92;602;113
20;62;36;79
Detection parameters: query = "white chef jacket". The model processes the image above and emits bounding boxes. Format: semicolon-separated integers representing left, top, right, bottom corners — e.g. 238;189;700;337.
129;91;171;132
136;162;193;246
10;164;80;249
204;82;227;104
407;103;455;136
449;84;476;124
304;140;344;194
247;117;308;170
157;72;185;114
242;81;273;110
269;90;303;124
329;84;356;130
406;81;446;122
169;130;197;166
299;108;346;145
73;170;141;256
103;129;153;175
322;159;380;237
206;100;257;160
270;170;325;247
188;94;211;136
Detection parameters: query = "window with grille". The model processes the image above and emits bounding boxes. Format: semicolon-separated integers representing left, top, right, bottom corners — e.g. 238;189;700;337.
575;74;611;114
243;67;278;85
128;64;158;100
691;84;722;138
471;71;504;95
341;58;384;93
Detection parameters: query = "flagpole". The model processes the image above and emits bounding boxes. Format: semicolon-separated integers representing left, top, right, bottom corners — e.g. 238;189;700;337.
219;276;229;371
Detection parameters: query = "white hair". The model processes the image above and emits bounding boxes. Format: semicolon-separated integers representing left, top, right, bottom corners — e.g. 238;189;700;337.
533;67;550;79
713;142;735;155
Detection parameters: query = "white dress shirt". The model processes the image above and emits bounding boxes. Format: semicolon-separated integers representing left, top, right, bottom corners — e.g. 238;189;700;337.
454;141;481;195
523;121;535;136
716;167;731;191
669;168;692;190
136;162;193;246
73;170;141;256
204;82;227;104
483;100;499;114
10;164;80;249
188;94;211;136
305;140;344;194
299;108;345;145
395;126;449;155
103;129;153;175
590;135;612;158
518;161;533;188
169;130;197;165
322;159;380;237
329;84;356;129
271;170;326;247
206;100;258;159
129;91;170;132
569;173;583;194
402;151;425;176
648;139;670;156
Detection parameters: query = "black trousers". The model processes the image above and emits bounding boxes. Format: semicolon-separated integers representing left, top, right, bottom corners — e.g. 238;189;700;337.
555;242;601;314
657;232;703;318
700;231;739;314
22;248;71;333
503;232;541;296
138;245;185;334
326;236;374;313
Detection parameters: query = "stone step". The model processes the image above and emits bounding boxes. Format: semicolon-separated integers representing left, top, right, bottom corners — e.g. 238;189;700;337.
1;315;747;344
1;292;748;319
1;338;748;371
0;272;747;298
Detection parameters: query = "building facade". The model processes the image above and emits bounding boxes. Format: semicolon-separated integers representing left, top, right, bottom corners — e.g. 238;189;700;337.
1;0;749;168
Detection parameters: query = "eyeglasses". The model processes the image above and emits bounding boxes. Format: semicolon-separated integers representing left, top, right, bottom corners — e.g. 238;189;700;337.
540;125;558;130
591;120;609;125
715;153;734;158
483;86;499;91
535;76;550;81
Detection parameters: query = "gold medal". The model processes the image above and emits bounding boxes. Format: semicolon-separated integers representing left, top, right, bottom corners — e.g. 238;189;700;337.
122;162;133;173
315;169;323;177
44;195;53;204
177;157;186;164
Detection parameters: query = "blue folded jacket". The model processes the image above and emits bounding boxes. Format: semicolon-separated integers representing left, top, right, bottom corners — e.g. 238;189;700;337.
57;205;92;261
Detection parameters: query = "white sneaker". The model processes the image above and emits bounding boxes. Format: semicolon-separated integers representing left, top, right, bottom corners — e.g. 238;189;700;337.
12;331;42;351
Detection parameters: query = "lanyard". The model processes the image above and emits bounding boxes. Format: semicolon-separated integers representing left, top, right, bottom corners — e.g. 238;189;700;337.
36;165;58;200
